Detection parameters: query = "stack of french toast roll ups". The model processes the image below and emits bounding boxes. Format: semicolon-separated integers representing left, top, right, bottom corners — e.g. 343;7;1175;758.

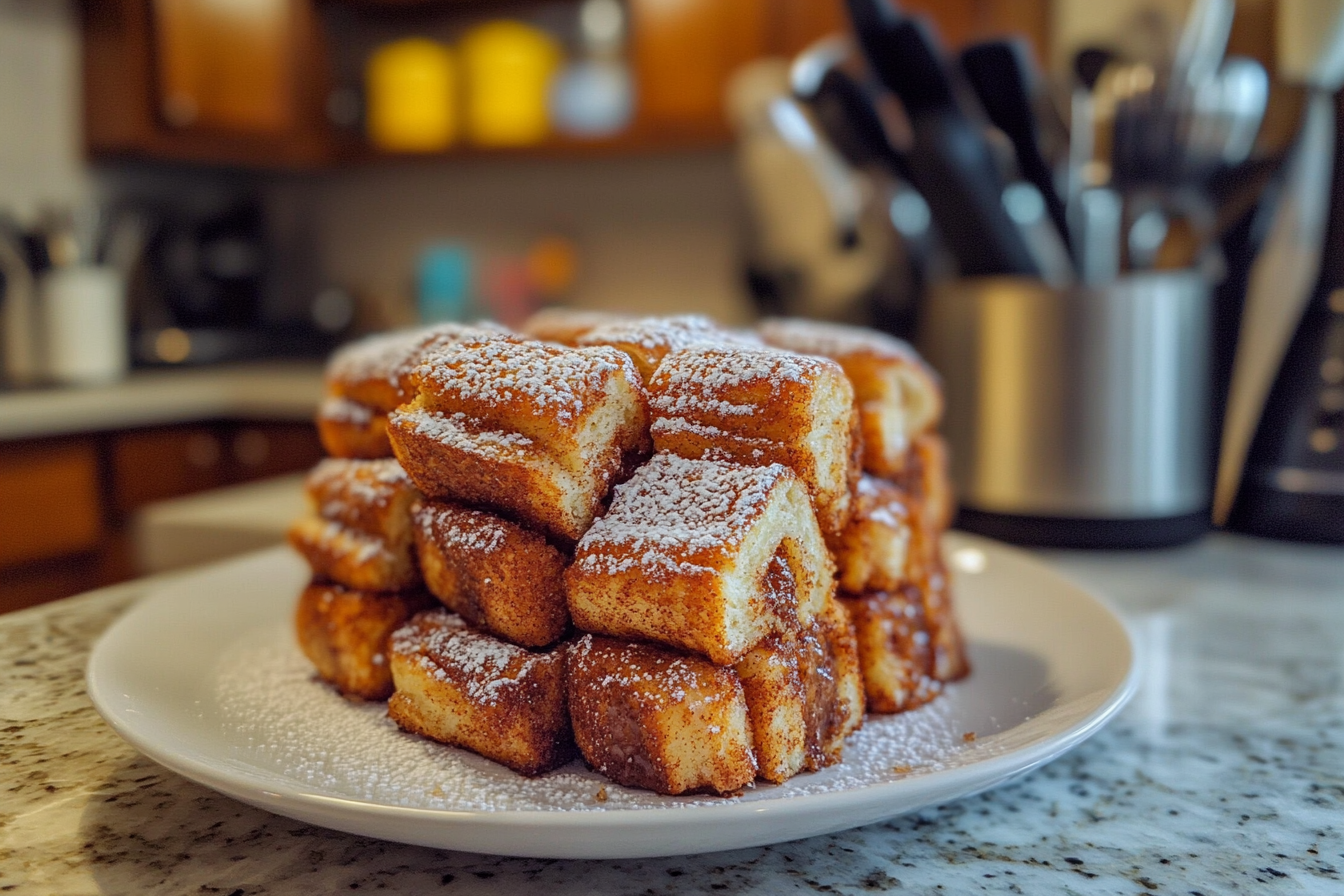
288;311;969;795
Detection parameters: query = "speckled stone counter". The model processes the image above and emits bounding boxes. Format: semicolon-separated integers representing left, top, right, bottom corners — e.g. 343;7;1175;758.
2;534;1341;894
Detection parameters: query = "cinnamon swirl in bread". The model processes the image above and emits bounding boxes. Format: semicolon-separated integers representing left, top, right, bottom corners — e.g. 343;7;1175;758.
565;452;833;666
733;596;864;782
287;458;422;591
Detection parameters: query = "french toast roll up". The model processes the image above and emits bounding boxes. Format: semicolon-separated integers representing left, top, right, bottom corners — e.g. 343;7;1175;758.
317;323;515;458
387;609;574;776
757;318;942;479
317;396;393;460
412;499;570;648
733;596;864;782
839;587;942;714
573;314;761;382
565;452;834;666
833;474;918;595
389;338;651;544
294;582;435;701
646;345;860;541
287;458;422;591
566;635;757;795
519;307;630;344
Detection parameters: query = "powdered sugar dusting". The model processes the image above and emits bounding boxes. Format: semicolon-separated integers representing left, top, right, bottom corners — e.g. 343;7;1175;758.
318;396;375;425
573;453;785;576
855;475;911;531
327;323;511;392
212;624;975;813
392;610;540;706
576;315;758;356
648;346;823;419
414;502;509;554
391;409;536;460
416;340;628;424
307;458;410;518
758;317;923;363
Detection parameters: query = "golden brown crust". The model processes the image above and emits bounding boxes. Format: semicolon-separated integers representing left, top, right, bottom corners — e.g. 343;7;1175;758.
294;582;435;700
566;635;756;795
316;397;392;459
833;475;916;595
520;307;629;345
565;453;834;665
839;588;942;714
387;609;574;776
325;323;517;413
574;315;760;382
757;318;943;479
413;499;570;648
647;346;858;540
388;340;650;543
732;597;863;782
287;458;422;591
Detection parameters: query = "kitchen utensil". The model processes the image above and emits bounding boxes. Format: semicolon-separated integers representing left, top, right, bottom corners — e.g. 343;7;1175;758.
959;38;1070;249
844;0;1038;277
920;272;1212;548
791;43;913;182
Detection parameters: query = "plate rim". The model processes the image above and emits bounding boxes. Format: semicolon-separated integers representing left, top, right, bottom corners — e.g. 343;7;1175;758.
85;533;1139;856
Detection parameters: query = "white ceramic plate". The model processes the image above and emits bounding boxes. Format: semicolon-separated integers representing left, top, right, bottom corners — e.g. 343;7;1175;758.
86;533;1137;859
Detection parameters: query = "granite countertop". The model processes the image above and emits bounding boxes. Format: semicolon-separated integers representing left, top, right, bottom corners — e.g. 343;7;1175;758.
2;533;1341;894
0;362;325;441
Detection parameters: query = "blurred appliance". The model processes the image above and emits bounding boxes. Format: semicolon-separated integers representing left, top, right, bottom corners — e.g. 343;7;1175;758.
137;201;328;366
1220;0;1344;543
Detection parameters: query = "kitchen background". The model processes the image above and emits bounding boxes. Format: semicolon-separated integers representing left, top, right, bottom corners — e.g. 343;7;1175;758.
5;0;1336;614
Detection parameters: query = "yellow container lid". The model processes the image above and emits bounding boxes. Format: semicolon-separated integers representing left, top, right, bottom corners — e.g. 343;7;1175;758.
366;38;457;153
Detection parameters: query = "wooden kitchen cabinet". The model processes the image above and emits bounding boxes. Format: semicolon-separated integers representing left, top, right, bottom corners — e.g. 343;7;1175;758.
0;421;323;614
81;0;335;167
82;0;1049;167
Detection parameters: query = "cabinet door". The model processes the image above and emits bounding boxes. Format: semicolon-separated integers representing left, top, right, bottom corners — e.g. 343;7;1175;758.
0;440;104;569
82;0;334;167
152;0;295;134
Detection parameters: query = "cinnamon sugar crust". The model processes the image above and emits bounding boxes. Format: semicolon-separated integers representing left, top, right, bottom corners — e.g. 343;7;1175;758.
566;634;756;795
387;609;574;776
413;499;570;648
287;458;422;591
646;345;859;540
574;314;761;382
389;339;651;543
565;453;833;665
757;317;943;478
294;582;435;700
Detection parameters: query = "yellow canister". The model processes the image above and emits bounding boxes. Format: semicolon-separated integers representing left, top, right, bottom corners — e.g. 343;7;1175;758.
365;38;457;152
460;20;562;147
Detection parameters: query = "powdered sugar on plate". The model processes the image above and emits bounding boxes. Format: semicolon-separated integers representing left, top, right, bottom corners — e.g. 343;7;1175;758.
212;623;973;814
